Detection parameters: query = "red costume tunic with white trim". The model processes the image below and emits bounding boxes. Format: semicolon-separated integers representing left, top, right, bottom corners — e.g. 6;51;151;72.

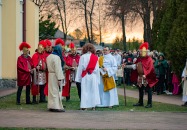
31;52;47;95
17;55;33;86
62;54;80;96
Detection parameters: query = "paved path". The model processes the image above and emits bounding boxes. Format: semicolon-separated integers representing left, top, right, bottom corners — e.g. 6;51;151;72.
0;110;187;129
0;88;17;98
0;87;186;129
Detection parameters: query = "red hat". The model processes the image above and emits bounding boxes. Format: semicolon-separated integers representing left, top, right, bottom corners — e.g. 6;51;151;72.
128;58;132;61
38;40;47;48
45;39;52;46
19;42;31;51
139;42;149;50
55;38;65;46
69;42;75;49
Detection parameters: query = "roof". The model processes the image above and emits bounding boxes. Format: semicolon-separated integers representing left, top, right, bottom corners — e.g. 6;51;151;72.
54;30;74;40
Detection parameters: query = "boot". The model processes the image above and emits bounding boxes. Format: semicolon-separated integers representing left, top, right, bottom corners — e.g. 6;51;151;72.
32;96;38;104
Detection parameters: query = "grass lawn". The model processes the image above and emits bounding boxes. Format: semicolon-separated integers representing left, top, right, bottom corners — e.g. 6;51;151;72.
0;86;186;112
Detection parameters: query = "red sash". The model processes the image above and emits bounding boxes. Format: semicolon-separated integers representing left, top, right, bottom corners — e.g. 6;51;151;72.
81;54;98;78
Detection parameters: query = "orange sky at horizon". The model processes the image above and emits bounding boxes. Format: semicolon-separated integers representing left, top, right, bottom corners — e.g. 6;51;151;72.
67;20;144;44
55;0;145;44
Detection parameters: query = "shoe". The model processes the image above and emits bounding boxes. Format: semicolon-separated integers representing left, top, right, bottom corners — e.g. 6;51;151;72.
32;101;38;104
181;102;187;107
39;100;47;103
133;103;144;106
49;108;65;112
145;104;152;108
26;101;32;104
80;108;87;111
92;107;96;111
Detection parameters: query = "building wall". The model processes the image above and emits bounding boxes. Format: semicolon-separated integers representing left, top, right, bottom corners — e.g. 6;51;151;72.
2;0;17;79
26;0;39;55
0;0;39;88
0;0;2;79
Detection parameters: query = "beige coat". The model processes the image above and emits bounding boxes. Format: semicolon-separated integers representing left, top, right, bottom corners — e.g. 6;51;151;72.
46;54;65;110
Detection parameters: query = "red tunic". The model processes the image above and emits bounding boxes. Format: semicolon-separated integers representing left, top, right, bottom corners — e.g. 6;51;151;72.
17;55;33;87
62;54;80;96
31;52;47;96
43;51;52;96
136;56;158;87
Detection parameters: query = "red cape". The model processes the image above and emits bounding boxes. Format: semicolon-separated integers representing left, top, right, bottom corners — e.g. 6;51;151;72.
31;52;47;96
136;56;158;87
17;55;33;86
43;51;51;96
62;54;80;97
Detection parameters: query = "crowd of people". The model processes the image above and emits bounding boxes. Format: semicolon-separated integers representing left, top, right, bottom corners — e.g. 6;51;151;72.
16;39;187;113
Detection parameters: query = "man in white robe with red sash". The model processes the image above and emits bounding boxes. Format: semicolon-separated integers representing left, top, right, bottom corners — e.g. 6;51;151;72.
75;43;100;110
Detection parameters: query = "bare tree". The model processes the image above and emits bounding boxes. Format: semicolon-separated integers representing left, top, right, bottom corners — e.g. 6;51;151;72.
54;0;68;40
32;0;48;14
71;0;97;43
88;0;95;43
105;0;133;51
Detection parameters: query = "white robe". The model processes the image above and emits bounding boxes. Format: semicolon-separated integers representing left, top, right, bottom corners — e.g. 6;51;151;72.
75;52;101;108
182;67;187;102
97;53;119;107
46;54;65;110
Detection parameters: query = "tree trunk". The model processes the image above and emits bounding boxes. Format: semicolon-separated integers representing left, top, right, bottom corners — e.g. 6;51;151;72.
62;0;67;40
121;14;126;51
55;0;65;39
84;0;91;43
89;0;95;44
142;0;152;49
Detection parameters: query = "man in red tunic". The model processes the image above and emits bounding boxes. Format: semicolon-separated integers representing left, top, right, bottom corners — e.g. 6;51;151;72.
31;40;47;103
17;42;33;105
125;42;158;108
63;42;81;101
133;42;158;108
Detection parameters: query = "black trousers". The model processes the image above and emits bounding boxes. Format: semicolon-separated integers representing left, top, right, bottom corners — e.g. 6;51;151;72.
39;85;46;102
138;85;152;105
17;85;31;103
157;74;165;94
66;82;81;100
32;85;46;102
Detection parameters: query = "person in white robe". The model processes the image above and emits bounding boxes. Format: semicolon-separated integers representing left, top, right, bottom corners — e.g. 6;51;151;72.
97;47;119;108
113;50;122;81
75;43;101;110
46;45;65;112
181;62;187;106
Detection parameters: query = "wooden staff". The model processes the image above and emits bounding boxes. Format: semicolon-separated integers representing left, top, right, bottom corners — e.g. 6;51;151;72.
122;65;127;106
37;68;39;103
178;80;184;87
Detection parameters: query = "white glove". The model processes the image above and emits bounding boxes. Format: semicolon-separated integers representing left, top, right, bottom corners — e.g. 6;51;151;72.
132;64;136;70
